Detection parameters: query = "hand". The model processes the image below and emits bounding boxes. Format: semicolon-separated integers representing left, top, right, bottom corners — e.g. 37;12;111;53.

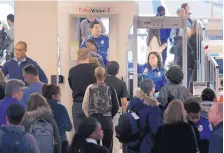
2;23;9;30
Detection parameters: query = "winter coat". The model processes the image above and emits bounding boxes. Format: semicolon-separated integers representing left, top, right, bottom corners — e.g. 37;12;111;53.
21;106;61;153
157;83;192;107
126;91;162;153
152;122;200;153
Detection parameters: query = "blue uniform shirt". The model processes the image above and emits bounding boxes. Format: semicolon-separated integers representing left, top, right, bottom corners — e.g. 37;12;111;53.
142;65;167;92
80;34;109;65
194;116;212;140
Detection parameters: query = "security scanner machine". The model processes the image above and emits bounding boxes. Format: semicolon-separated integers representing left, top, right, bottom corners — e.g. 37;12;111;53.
196;18;223;95
57;1;138;139
131;16;188;91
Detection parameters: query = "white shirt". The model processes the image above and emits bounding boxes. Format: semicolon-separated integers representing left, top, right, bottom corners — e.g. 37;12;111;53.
86;138;97;144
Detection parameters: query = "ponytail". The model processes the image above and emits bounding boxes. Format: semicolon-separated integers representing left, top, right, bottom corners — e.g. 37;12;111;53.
134;88;159;106
41;84;49;98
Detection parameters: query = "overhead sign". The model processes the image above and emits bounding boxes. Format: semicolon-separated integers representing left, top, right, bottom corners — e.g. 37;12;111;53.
77;8;112;14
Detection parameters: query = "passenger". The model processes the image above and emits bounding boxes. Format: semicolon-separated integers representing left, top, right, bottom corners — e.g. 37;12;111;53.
0;104;40;153
201;88;217;117
0;70;6;100
189;21;203;82
0;79;25;126
1;41;48;83
157;65;192;107
68;48;97;131
68;117;109;153
42;84;72;153
21;93;61;153
106;61;129;113
184;97;211;153
208;103;223;153
169;8;186;55
21;64;45;105
2;14;14;59
181;3;193;29
105;61;129;153
80;20;109;65
80;17;106;41
173;27;195;87
86;39;104;65
126;80;162;153
156;6;171;65
82;66;119;152
142;52;167;93
152;100;200;153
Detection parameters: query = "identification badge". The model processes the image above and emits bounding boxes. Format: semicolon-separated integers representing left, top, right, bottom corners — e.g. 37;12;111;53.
143;68;148;74
101;40;104;44
198;125;203;132
157;72;161;76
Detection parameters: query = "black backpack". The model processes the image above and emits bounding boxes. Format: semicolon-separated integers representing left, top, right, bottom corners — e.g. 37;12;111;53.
115;103;149;150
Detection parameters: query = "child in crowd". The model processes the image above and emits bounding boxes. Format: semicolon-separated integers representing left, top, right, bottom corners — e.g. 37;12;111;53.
184;97;211;153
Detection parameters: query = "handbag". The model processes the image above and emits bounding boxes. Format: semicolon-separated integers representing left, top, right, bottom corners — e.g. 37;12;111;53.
190;126;200;153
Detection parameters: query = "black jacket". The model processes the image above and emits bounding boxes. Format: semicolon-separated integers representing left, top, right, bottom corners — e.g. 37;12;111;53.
152;122;200;153
69;142;110;153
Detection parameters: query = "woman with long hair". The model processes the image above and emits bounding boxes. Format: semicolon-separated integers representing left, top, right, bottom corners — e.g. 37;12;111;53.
21;93;61;153
126;80;162;153
142;52;167;93
68;117;109;153
152;100;200;153
42;84;72;153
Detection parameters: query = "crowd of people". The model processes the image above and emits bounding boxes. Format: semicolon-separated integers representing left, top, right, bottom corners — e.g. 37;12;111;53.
0;3;222;153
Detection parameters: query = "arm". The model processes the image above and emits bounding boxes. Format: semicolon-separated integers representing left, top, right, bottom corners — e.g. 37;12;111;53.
109;84;119;118
6;28;14;40
28;134;40;153
82;85;91;117
1;62;8;76
53;119;61;153
157;87;169;107
161;73;167;88
34;63;48;84
62;105;72;132
120;82;129;113
68;70;72;90
80;21;86;39
208;133;223;153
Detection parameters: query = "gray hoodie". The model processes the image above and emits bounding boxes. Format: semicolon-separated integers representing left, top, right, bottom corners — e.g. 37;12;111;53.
0;125;40;153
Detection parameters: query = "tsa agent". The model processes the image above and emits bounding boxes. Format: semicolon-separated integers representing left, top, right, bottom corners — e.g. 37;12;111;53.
142;52;167;93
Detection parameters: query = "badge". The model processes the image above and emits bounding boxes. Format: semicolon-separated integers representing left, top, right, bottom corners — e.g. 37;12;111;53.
101;40;104;44
143;68;148;74
198;125;203;132
157;72;161;76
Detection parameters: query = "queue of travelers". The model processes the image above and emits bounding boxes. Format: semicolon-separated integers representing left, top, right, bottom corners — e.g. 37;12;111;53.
0;4;222;153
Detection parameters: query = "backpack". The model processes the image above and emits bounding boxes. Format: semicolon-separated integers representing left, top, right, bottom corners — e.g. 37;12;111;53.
0;126;29;153
115;104;149;150
29;119;55;153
